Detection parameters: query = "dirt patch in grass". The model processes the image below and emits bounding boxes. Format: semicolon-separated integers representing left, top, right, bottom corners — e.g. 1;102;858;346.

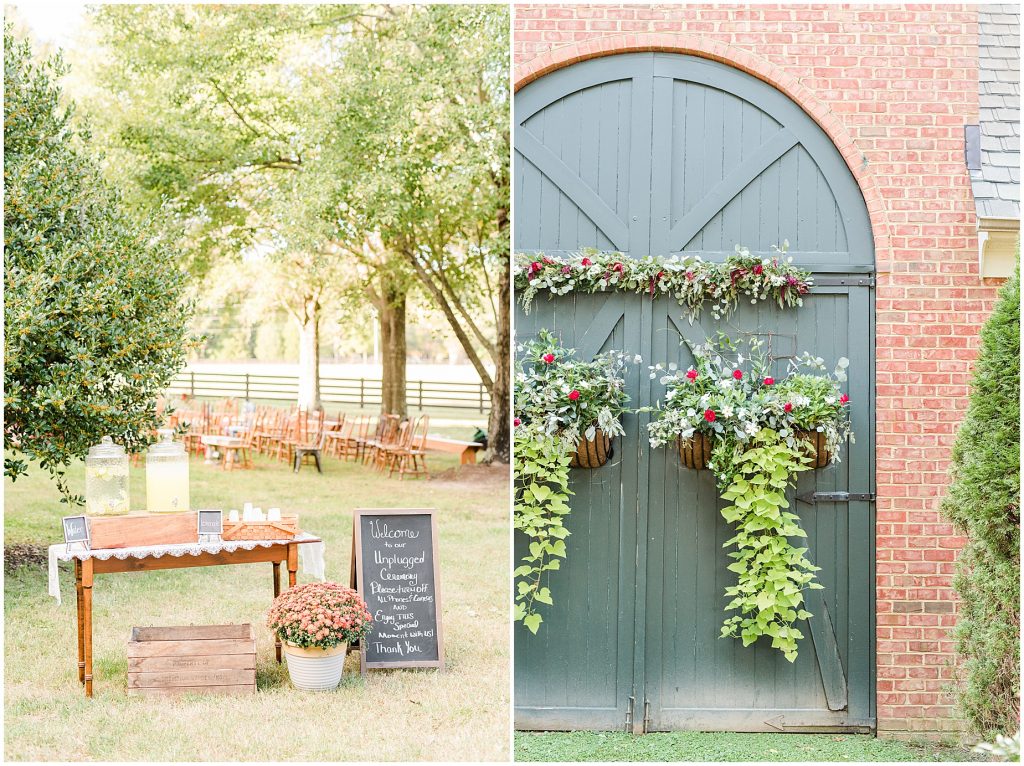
431;463;509;489
4;543;47;573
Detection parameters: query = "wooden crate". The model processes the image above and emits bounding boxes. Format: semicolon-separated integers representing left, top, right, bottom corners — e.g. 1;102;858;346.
90;512;198;550
127;624;255;697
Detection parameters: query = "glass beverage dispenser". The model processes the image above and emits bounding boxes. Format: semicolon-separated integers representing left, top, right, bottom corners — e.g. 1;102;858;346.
146;431;190;513
85;436;130;516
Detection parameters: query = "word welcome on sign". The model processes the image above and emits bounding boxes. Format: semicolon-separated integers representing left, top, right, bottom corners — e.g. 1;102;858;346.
351;508;444;673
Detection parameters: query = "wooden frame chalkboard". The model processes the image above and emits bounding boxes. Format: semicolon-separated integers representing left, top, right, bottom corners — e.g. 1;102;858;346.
351;508;444;673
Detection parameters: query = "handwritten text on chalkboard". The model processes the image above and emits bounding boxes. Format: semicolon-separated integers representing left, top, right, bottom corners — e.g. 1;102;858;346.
353;509;443;671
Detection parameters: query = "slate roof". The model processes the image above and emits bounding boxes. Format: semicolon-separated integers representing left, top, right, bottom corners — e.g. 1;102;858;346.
974;5;1020;221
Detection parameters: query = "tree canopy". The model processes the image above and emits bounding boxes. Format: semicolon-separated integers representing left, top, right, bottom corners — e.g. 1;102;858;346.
4;27;194;502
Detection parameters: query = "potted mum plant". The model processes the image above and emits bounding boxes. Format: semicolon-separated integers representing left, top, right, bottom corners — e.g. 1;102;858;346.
514;329;633;468
647;334;852;471
267;582;372;691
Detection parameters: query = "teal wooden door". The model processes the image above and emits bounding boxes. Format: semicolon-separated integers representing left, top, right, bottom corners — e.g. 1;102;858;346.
515;53;875;732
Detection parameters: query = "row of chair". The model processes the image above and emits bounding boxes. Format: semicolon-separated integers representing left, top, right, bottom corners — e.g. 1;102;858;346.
170;400;429;478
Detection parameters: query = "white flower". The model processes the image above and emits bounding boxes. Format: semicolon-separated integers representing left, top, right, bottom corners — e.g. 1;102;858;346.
686;408;696;418
721;405;734;418
744;421;758;435
718;379;733;390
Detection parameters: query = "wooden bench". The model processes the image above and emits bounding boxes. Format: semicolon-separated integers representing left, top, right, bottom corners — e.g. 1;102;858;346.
422;435;484;465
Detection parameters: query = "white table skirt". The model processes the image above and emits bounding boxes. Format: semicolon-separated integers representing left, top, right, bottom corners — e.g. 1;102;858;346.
48;533;326;604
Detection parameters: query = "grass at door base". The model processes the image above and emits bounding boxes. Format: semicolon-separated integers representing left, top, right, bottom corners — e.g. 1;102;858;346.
513;731;988;762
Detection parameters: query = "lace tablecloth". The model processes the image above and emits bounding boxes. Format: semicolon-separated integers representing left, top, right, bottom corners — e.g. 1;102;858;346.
48;533;326;604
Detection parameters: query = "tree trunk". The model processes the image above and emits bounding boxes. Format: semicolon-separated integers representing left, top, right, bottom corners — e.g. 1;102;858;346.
296;299;322;411
484;262;511;463
378;281;407;417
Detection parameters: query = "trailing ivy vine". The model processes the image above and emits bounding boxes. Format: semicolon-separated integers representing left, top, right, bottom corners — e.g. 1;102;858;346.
714;432;822;662
513;332;632;634
512;425;572;635
646;334;852;661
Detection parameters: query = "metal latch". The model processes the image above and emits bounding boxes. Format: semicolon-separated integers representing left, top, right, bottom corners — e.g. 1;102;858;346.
812;276;876;287
625;695;634;732
643;698;652;733
797;490;875;504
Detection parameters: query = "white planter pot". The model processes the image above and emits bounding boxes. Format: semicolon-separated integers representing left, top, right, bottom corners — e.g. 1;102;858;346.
283;642;348;691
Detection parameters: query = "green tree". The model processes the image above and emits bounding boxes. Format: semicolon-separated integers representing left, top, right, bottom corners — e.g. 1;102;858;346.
85;4;374;411
3;28;194;502
323;5;511;457
940;261;1020;737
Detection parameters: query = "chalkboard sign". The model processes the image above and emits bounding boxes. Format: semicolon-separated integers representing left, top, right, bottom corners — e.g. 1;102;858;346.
62;515;90;552
351;508;444;672
197;510;223;542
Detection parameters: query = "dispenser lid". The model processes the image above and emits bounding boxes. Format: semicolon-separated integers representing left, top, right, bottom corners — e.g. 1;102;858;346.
87;436;126;459
147;430;184;457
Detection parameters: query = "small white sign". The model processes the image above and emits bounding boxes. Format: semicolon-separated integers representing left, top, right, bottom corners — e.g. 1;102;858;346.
197;510;223;543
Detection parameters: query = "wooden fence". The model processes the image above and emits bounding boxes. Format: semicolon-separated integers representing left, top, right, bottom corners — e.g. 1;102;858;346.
166;370;490;413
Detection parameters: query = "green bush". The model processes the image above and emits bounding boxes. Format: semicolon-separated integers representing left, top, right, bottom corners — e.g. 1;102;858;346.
940;259;1020;737
4;28;193;502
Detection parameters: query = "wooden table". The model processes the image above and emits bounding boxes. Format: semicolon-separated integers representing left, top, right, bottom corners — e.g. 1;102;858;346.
71;537;320;697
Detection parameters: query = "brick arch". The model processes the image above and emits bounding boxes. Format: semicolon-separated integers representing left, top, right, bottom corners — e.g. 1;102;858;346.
515;33;893;267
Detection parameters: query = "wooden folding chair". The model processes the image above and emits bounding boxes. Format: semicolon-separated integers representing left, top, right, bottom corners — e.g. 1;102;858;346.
293;410;327;473
389;415;430;479
322;413;348;458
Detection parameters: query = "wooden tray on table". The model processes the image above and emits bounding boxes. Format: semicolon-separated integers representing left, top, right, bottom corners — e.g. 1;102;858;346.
222;515;299;541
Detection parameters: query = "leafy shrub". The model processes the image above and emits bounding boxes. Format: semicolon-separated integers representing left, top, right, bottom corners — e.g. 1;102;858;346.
4;28;194;502
940;262;1020;736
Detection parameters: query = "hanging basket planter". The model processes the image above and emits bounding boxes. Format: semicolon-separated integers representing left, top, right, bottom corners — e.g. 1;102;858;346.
570;428;613;469
795;430;832;468
678;433;713;471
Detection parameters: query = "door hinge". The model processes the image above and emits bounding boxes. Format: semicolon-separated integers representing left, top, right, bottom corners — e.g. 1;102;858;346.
812;276;876;287
797;490;875;504
625;695;635;732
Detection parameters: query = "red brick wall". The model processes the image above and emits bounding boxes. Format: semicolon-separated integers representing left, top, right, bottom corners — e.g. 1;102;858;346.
514;4;1003;736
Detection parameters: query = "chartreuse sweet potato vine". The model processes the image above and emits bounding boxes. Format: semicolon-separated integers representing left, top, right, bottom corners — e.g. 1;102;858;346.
513;427;572;635
646;334;853;661
714;432;822;662
513;331;632;634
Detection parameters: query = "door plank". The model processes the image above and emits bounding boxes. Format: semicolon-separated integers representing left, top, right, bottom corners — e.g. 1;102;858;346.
807;597;849;711
667;129;798;250
515;127;630;249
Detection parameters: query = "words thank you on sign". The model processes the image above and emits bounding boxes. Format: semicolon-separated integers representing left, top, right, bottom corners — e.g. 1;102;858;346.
351;508;444;672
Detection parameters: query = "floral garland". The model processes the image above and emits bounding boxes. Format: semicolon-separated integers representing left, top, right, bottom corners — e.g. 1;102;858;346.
515;243;812;321
513;331;633;634
645;334;853;661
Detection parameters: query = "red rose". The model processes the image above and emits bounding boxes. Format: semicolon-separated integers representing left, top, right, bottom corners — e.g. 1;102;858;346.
784;402;793;413
529;261;541;274
840;393;850;404
763;377;774;385
733;369;743;380
543;256;555;265
568;390;580;401
613;262;624;273
685;271;694;280
753;263;764;275
685;369;698;381
561;265;572;274
542;353;555;364
514;418;521;427
580;257;593;266
704;409;716;422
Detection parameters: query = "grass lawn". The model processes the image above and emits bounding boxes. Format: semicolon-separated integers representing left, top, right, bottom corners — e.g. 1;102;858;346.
514;731;985;762
4;448;510;761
